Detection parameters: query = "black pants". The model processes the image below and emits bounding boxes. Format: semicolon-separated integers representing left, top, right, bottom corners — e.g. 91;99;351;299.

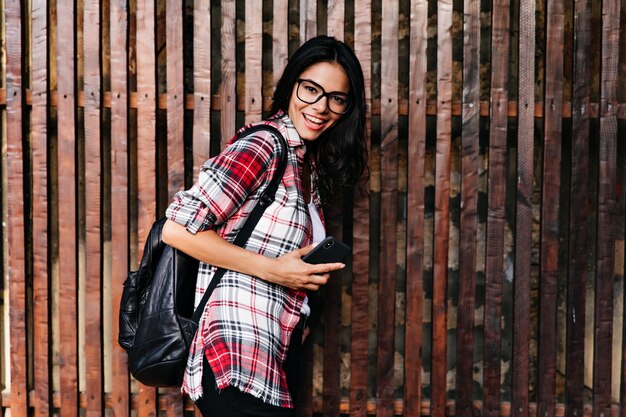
195;321;303;417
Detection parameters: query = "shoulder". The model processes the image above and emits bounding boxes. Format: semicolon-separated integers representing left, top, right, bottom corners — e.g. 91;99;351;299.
232;120;288;159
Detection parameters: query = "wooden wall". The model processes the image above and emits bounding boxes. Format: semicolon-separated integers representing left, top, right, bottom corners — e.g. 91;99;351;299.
1;0;626;416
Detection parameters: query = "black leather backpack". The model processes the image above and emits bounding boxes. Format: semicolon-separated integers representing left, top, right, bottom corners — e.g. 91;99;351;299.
118;124;288;386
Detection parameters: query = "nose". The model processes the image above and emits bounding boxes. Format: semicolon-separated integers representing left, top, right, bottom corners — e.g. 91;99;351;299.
311;95;330;113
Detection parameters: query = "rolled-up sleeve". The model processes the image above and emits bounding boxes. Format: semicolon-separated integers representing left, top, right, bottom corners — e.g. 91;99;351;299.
165;132;277;234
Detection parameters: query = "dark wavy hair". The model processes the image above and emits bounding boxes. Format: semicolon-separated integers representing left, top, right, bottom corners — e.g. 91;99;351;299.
270;35;368;202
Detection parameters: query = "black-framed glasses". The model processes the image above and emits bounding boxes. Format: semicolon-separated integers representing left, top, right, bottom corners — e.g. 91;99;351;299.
296;78;351;114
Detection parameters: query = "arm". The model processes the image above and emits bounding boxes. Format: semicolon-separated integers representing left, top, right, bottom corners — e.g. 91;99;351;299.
162;219;344;291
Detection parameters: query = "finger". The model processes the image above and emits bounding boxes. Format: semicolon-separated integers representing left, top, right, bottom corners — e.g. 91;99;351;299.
310;262;345;273
296;243;317;256
301;327;311;344
308;274;330;286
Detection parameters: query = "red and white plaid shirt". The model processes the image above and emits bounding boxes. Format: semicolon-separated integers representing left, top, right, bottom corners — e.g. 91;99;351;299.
166;112;323;408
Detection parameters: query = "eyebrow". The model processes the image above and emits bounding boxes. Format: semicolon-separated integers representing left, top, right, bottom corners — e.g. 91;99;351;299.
302;78;350;95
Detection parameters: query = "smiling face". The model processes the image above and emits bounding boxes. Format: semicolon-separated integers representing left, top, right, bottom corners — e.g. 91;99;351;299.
287;61;350;141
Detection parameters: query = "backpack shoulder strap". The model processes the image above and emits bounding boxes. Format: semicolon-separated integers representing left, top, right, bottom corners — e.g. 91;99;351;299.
234;123;288;208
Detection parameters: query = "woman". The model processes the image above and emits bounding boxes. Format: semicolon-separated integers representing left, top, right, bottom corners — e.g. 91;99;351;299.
162;35;367;416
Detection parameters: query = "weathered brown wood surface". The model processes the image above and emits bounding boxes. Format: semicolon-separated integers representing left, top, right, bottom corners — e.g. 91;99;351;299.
165;0;186;406
3;87;626;118
110;0;131;416
296;335;314;417
593;0;620;416
621;5;626;412
5;1;28;417
538;0;564;414
31;0;51;415
0;1;625;416
566;1;591;416
57;0;79;415
135;0;158;414
323;212;343;417
300;0;317;43
166;0;185;204
327;0;344;40
432;1;453;416
136;0;157;248
245;0;263;125
513;0;536;416
376;1;399;417
405;1;427;416
455;0;480;415
220;0;236;147
349;1;372;416
321;8;346;417
272;0;289;85
483;0;510;415
83;1;103;415
193;0;211;180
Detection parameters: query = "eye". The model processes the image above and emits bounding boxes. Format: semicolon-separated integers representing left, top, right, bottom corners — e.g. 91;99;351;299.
331;95;347;105
304;84;319;94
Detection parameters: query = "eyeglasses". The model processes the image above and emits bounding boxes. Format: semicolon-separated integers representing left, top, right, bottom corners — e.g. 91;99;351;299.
296;78;351;114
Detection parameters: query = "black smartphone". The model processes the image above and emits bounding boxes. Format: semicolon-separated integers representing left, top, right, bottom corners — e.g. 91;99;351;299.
301;236;351;264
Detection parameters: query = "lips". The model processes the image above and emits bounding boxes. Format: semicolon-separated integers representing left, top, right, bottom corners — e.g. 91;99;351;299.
302;113;327;130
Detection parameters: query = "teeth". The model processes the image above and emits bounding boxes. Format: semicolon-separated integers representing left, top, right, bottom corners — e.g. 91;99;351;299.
304;114;324;124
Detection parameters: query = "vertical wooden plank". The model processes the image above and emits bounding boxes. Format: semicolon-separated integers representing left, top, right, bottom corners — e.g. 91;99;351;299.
245;0;262;124
322;6;345;416
272;0;289;87
483;0;510;414
136;0;158;412
166;0;184;202
622;0;626;401
136;0;157;278
57;0;79;414
621;209;626;415
538;0;564;415
47;0;60;409
593;0;620;415
163;4;186;409
566;1;590;416
350;0;372;415
376;1;398;417
110;0;131;415
405;0;428;416
84;0;103;415
327;0;344;40
165;0;184;390
455;0;480;415
193;0;211;180
220;0;236;148
322;4;346;413
296;333;315;417
299;0;316;43
77;0;86;394
31;0;51;415
513;0;536;414
5;1;28;416
323;216;342;417
432;0;453;416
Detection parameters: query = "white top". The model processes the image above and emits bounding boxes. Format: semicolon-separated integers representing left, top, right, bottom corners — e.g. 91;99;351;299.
309;200;326;244
300;200;326;317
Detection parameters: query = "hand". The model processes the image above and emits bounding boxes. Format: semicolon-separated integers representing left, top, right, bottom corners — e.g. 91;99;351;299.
302;326;311;344
261;244;345;291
